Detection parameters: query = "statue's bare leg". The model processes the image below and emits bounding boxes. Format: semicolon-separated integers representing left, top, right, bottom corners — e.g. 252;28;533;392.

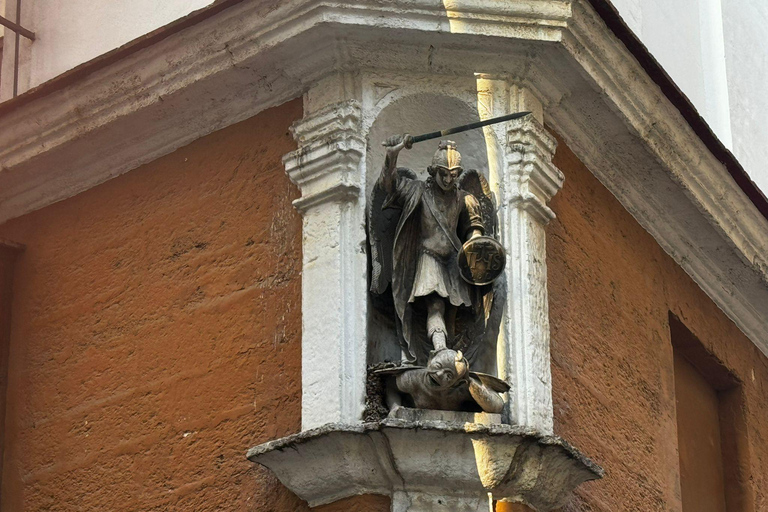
426;295;448;350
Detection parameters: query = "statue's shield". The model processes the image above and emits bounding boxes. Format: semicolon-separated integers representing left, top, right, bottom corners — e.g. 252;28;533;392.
457;236;506;285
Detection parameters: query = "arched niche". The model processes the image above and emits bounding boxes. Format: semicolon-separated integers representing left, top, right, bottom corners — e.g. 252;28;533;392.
364;91;503;372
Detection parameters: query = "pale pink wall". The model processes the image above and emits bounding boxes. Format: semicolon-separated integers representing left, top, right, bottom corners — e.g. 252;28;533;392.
0;0;212;100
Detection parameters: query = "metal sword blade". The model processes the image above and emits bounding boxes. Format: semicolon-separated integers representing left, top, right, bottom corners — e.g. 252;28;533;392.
409;111;531;145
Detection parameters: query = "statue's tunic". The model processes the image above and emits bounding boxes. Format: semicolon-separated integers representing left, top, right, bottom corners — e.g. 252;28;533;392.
410;183;480;306
383;173;484;362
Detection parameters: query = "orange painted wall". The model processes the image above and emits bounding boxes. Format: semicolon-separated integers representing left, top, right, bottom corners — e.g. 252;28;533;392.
0;100;314;511
547;134;767;511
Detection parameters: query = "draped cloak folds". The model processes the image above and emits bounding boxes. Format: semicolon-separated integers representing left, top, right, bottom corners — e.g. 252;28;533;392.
372;173;484;364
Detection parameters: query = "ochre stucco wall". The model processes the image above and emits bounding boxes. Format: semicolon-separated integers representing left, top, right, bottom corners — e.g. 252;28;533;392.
0;99;312;511
0;98;390;512
547;134;768;511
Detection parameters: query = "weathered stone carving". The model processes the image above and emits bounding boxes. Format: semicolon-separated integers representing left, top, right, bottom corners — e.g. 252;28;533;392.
377;349;509;413
368;134;507;412
247;418;604;512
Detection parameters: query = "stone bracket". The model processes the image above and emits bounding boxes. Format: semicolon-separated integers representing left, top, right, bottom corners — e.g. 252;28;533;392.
247;415;603;512
283;100;366;212
505;117;564;225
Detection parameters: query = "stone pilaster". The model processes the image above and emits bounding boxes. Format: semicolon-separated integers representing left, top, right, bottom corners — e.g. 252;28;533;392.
498;87;563;434
282;98;368;430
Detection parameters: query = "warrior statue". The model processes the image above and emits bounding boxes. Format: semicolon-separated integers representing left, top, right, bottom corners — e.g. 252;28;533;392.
368;132;507;413
369;134;501;364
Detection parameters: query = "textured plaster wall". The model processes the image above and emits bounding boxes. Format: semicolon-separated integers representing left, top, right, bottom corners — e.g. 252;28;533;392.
547;134;768;511
0;98;390;512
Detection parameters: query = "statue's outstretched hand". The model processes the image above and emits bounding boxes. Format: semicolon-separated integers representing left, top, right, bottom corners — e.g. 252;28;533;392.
382;134;413;156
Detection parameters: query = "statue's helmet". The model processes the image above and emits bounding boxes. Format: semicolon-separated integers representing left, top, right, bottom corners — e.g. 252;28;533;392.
431;140;462;171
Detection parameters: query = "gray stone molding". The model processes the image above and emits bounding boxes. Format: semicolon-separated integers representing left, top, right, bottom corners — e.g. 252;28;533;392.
505;117;562;225
283;99;365;213
247;414;603;511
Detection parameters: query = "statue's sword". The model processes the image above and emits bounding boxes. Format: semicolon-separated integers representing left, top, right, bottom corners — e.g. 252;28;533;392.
400;111;532;285
408;111;531;145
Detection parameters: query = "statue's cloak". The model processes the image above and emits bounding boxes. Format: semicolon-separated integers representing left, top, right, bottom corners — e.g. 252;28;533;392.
369;170;484;364
372;174;427;363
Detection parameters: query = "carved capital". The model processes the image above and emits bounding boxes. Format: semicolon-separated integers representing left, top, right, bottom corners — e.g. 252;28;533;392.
283;100;365;213
505;117;564;225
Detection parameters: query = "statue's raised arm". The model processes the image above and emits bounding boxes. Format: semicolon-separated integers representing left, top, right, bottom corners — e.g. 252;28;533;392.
379;134;412;194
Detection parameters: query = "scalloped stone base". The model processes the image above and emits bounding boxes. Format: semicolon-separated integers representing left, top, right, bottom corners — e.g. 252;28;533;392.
247;411;602;511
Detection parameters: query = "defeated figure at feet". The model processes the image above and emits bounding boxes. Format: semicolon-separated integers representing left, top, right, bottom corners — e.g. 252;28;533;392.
377;349;509;414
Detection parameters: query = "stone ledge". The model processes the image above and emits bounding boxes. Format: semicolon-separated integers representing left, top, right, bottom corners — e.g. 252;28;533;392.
247;419;603;511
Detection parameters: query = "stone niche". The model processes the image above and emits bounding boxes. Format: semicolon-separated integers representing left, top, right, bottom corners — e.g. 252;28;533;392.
247;70;602;511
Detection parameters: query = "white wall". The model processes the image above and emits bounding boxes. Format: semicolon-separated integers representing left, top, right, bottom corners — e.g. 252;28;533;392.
722;0;768;195
1;0;212;101
609;0;768;194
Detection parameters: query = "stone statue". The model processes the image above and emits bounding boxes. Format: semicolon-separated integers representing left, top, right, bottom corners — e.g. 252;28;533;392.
368;134;507;413
377;349;509;414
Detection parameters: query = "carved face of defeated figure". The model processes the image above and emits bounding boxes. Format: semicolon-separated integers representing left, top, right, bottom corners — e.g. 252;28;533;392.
426;349;469;389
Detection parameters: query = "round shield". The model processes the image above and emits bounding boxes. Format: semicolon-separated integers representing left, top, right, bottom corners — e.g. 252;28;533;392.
457;236;506;285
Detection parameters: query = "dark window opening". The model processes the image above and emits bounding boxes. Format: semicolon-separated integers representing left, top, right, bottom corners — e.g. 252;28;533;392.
670;313;752;512
0;241;22;499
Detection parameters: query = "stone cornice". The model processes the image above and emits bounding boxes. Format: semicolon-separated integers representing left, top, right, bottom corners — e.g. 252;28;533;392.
1;0;767;354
